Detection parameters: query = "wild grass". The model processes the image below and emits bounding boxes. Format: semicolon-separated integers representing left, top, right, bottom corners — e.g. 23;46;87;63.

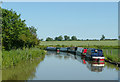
2;48;46;69
2;56;45;80
40;40;118;46
103;49;120;62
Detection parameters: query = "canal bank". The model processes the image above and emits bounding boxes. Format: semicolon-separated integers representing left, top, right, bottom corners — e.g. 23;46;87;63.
2;51;119;80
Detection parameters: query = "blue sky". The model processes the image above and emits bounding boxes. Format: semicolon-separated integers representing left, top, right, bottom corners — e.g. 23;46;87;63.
2;2;118;40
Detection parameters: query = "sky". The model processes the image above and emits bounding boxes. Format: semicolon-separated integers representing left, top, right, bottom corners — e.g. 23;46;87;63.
1;2;118;40
2;0;120;2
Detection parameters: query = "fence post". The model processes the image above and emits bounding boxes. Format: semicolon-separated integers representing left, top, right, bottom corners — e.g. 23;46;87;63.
111;50;112;55
106;50;108;55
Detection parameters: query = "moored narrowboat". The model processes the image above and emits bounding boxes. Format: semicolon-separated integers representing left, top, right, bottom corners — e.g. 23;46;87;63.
60;47;68;52
56;47;60;52
76;47;84;55
46;47;56;51
81;48;87;56
67;47;77;53
86;48;105;61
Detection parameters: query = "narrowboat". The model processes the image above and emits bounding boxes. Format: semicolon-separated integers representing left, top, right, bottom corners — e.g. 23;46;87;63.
81;48;88;56
76;47;88;56
76;47;84;55
46;47;56;51
56;47;60;53
86;48;105;61
67;47;77;53
60;47;68;52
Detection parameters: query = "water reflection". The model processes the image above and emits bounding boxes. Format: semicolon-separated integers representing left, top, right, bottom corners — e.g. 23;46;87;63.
75;55;104;72
2;55;45;80
32;51;118;80
46;51;118;73
46;51;71;60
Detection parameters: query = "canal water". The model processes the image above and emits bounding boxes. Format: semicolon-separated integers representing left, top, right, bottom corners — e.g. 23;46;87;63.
2;51;119;80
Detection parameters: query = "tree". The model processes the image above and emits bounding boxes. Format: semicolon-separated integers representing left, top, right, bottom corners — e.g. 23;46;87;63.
54;36;63;41
46;37;53;41
29;26;37;35
54;37;58;41
71;36;77;41
100;35;105;40
40;39;43;41
58;36;63;41
64;35;70;41
2;8;40;50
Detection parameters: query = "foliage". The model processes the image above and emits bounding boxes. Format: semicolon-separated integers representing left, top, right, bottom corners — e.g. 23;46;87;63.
100;35;105;40
64;35;70;41
46;37;53;41
2;55;45;80
54;35;63;41
40;39;43;41
103;49;120;62
2;8;40;50
71;36;77;40
2;48;46;69
29;26;37;36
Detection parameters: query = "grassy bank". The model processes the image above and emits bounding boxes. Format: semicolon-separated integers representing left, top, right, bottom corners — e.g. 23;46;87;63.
40;40;119;49
2;48;46;69
2;55;45;80
40;40;118;46
103;49;120;63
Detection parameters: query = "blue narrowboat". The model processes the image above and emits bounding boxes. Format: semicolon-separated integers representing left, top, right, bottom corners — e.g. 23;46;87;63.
46;47;56;51
60;47;68;52
86;48;105;61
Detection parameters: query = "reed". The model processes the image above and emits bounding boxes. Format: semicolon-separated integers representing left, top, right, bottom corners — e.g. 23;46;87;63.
2;48;46;69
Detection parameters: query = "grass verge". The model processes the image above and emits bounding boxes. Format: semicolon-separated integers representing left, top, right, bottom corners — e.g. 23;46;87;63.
2;48;46;69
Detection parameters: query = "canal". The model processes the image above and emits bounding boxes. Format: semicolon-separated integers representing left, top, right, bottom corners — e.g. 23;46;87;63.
2;51;119;80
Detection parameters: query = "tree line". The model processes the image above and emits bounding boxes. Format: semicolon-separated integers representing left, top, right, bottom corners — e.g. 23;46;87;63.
46;35;77;41
45;35;118;41
1;8;40;50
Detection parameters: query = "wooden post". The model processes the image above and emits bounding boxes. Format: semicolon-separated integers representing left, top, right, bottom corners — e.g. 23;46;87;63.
106;50;108;55
111;50;112;55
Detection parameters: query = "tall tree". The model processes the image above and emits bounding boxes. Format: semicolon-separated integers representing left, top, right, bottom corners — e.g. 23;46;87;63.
71;36;77;41
29;26;37;35
54;37;58;41
64;35;70;41
46;37;53;41
2;8;40;50
54;36;63;41
40;39;43;41
100;35;105;40
57;35;63;41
